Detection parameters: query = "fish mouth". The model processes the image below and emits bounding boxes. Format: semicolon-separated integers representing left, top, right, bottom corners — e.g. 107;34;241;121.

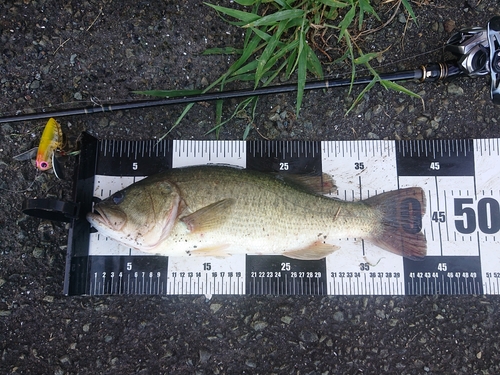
86;205;126;231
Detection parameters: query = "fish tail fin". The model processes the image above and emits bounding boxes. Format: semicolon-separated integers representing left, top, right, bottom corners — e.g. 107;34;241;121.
363;187;427;260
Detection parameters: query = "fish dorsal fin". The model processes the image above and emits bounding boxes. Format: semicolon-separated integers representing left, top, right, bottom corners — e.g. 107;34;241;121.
278;173;336;195
180;198;235;233
283;242;340;260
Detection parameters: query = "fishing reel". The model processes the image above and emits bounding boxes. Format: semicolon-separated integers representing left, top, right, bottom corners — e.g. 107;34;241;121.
446;16;500;104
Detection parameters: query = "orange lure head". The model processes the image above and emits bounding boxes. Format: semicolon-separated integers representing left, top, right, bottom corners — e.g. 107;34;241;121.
35;118;63;171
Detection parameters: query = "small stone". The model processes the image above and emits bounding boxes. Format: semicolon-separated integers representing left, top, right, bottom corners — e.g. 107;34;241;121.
367;132;380;140
251;321;268;331
332;311;344;322
210;303;221;313
477;351;482;359
125;49;134;58
83;323;90;332
33;247;45;259
388;318;398;327
43;295;54;303
435;314;445;320
199;349;212;364
59;355;71;364
74;92;83;100
299;329;319;343
444;19;456;33
245;360;257;368
30;80;40;89
372;104;384;115
1;124;13;134
281;316;292;324
447;83;464;96
398;13;406;24
98;117;109;127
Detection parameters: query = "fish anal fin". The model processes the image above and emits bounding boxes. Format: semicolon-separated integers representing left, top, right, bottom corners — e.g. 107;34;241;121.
181;198;235;233
283;242;340;260
364;187;427;260
189;245;230;258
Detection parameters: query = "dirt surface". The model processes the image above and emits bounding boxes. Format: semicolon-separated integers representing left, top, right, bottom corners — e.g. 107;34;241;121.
1;0;500;373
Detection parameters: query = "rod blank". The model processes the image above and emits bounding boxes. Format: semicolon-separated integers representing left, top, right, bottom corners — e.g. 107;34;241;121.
0;63;461;124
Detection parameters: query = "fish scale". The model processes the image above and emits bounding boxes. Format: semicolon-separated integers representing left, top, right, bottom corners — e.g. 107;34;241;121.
64;134;500;298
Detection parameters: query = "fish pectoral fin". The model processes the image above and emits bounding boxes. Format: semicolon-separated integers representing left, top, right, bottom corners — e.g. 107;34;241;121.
181;198;235;233
189;245;230;258
283;242;340;260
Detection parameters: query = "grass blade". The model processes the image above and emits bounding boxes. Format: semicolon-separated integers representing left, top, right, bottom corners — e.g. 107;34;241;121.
338;4;356;39
305;43;323;78
358;0;380;29
380;79;421;98
203;47;243;55
353;51;380;65
400;0;417;23
205;3;260;25
244;9;304;28
317;0;348;8
346;78;376;115
233;0;258;6
254;20;289;86
296;38;307;115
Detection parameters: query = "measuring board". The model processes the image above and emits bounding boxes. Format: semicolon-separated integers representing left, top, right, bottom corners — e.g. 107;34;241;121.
64;133;500;297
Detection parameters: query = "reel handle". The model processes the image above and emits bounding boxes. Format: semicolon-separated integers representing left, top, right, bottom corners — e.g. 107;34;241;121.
446;16;500;104
487;16;500;104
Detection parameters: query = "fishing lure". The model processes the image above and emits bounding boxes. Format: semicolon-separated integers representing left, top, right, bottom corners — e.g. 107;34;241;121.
13;117;65;179
35;117;63;171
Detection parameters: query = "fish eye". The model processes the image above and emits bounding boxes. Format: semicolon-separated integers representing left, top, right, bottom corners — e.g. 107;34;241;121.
112;191;125;205
39;161;49;170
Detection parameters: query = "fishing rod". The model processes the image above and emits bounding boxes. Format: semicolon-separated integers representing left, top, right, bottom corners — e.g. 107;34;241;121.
1;16;499;124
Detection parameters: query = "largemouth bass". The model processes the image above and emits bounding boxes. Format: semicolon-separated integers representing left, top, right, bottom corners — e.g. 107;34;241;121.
87;165;426;260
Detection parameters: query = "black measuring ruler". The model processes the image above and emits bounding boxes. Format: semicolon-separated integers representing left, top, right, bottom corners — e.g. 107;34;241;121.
64;135;500;297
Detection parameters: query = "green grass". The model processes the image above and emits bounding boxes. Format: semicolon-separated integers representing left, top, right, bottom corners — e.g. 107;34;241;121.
136;0;418;139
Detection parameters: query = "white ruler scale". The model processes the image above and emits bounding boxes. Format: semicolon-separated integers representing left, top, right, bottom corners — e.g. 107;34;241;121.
64;134;500;297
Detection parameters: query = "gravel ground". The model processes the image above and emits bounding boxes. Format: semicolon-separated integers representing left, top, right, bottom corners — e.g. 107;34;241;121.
1;0;500;374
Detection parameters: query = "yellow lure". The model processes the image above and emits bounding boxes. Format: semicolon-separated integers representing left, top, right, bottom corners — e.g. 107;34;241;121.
36;118;63;171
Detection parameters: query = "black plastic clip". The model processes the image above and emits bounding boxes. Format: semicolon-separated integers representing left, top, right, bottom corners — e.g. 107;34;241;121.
22;199;80;222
